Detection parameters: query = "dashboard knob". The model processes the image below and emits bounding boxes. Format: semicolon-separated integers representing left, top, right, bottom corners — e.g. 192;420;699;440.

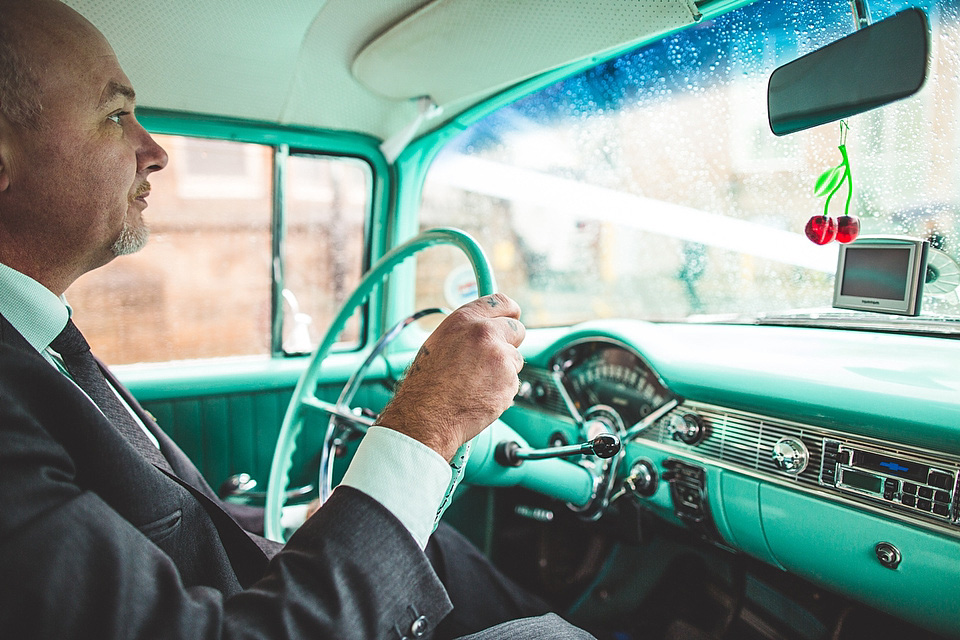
591;433;622;458
668;413;707;445
624;459;658;497
516;380;533;399
771;437;809;474
875;541;902;569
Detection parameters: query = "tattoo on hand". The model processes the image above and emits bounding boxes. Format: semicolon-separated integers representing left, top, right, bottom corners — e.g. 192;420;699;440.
486;297;499;308
508;319;519;332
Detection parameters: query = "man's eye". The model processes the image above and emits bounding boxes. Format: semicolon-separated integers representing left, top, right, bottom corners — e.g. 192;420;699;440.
107;111;129;125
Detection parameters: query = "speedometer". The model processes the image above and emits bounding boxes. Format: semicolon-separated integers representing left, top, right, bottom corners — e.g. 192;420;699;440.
550;340;672;429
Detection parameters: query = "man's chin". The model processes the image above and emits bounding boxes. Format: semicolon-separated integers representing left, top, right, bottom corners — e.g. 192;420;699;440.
110;220;150;257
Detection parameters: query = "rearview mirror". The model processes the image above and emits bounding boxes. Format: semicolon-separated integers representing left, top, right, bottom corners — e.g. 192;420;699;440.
768;8;929;136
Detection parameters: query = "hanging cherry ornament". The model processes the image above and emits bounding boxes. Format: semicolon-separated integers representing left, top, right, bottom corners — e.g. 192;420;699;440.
808;121;859;244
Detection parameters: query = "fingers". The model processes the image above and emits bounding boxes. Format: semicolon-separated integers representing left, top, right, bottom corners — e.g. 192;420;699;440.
500;315;526;349
482;294;525;366
456;293;525;347
464;293;521;320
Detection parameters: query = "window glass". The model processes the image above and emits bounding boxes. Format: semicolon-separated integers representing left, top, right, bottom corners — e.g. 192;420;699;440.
70;141;371;365
282;153;370;354
420;0;960;331
69;136;273;364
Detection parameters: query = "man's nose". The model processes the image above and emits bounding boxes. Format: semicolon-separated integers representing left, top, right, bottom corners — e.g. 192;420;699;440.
135;121;168;173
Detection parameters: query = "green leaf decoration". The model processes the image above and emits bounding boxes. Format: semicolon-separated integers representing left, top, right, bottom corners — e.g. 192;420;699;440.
814;166;844;196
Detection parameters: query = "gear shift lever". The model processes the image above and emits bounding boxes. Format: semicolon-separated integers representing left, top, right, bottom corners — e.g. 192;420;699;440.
495;433;621;467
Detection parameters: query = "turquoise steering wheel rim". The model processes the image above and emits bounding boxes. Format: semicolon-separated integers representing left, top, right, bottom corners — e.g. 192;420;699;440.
265;228;497;542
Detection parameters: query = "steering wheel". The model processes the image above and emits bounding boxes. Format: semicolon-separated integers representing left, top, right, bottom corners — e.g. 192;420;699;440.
264;228;497;542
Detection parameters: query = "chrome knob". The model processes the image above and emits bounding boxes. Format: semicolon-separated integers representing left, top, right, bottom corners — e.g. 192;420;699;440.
624;459;658;498
771;437;809;474
517;380;533;400
219;472;258;497
668;413;706;445
875;541;901;569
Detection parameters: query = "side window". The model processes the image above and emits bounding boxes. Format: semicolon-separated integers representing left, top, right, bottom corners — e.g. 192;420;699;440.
282;153;369;353
68;135;369;365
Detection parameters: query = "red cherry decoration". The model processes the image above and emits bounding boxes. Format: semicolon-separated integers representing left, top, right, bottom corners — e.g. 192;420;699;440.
805;215;837;245
836;215;860;243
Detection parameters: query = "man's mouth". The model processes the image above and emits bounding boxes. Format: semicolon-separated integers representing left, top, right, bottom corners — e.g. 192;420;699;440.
132;182;151;203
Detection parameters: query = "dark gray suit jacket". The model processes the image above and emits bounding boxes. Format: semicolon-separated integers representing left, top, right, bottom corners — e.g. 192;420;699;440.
0;313;453;639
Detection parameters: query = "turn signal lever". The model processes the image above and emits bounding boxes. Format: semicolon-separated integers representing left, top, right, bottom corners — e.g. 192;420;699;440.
495;433;622;467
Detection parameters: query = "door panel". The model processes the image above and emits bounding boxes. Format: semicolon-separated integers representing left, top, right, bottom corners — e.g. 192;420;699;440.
118;353;400;492
144;389;298;491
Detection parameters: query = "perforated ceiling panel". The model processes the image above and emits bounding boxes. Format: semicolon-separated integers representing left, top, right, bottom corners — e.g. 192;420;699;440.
64;0;699;143
66;0;329;124
353;0;699;102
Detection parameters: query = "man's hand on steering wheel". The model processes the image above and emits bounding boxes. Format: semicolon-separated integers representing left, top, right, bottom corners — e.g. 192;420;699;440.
374;293;526;462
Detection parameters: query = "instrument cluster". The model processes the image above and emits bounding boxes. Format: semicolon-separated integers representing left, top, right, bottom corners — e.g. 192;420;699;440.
516;339;674;433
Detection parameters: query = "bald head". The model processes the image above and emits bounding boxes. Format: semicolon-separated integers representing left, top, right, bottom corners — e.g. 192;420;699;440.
0;0;109;130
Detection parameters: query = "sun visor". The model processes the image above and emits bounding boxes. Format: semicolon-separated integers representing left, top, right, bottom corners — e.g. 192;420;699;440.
352;0;700;103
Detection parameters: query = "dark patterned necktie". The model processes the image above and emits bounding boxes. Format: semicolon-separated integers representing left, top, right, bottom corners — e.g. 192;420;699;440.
49;319;173;473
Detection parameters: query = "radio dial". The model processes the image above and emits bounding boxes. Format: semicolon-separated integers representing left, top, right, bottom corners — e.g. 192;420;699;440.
668;413;707;445
772;437;809;474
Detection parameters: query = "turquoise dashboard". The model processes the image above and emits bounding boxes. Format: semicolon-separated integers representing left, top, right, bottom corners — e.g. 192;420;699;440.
503;321;960;638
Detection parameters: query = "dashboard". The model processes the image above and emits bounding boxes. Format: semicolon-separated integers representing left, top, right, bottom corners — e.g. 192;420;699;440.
506;320;960;638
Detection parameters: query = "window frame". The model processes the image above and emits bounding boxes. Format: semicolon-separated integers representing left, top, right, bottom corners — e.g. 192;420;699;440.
137;109;390;360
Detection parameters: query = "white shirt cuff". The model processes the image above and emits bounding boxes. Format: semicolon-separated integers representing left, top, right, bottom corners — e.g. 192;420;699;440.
339;426;452;549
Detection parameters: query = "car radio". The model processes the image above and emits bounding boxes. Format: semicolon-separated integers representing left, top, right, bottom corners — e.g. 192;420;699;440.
820;439;959;523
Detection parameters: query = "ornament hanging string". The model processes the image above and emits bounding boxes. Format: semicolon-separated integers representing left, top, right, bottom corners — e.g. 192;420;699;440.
814;120;854;219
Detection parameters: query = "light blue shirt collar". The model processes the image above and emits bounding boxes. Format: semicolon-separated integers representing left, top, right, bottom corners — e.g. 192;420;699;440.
0;262;70;354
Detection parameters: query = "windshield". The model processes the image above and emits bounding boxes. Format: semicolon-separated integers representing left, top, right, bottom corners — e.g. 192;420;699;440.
418;0;960;332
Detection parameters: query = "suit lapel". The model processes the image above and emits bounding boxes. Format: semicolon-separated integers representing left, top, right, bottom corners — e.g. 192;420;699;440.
1;311;269;583
98;361;210;490
0;313;38;354
96;358;270;575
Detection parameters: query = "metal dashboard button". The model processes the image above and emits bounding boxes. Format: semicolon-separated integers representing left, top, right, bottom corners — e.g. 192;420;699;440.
771;437;809;475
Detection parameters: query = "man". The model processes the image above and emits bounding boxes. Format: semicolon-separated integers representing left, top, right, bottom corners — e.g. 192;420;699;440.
0;1;595;638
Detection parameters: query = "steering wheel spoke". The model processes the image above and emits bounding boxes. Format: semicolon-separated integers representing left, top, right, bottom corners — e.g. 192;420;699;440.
300;396;376;432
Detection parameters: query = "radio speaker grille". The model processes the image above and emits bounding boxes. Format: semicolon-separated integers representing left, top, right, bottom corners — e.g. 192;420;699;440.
643;401;828;489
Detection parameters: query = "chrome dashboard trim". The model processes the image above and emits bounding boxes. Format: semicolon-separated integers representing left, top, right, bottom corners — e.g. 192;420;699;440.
633;400;960;540
551;370;583;423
